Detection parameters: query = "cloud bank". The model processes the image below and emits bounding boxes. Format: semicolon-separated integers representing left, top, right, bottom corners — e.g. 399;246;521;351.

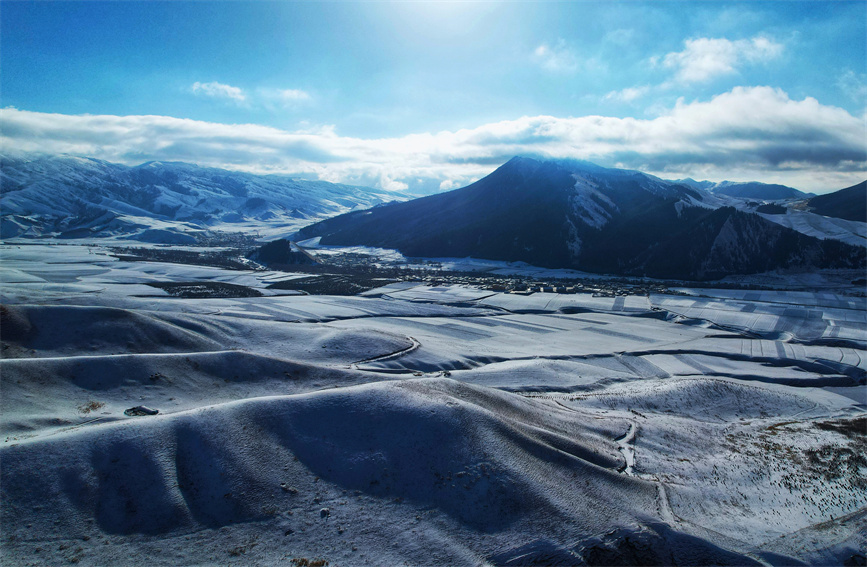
2;86;864;193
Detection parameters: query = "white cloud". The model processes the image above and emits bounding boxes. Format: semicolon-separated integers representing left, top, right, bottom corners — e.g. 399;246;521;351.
1;86;864;192
191;82;312;108
258;88;312;106
837;69;867;102
603;86;651;103
439;178;463;191
275;89;310;102
660;36;783;83
191;81;247;103
533;40;579;73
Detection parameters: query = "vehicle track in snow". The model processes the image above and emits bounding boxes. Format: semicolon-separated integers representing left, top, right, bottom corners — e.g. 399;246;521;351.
613;418;680;528
350;336;421;366
616;421;637;476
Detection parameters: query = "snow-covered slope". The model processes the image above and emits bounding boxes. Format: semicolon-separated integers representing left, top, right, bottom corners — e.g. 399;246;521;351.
1;243;865;565
670;178;866;246
0;155;410;242
755;208;867;248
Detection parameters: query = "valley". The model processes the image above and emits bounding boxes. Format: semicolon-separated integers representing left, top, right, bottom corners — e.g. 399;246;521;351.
1;155;865;566
3;1;866;564
1;242;864;565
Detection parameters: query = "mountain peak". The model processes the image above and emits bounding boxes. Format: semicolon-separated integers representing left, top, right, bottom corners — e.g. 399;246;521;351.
294;157;864;280
504;155;625;175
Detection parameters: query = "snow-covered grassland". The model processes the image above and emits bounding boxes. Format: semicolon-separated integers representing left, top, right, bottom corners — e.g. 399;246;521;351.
1;243;864;566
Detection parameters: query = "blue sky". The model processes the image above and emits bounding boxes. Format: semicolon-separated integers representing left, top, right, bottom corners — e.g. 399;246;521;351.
2;1;865;193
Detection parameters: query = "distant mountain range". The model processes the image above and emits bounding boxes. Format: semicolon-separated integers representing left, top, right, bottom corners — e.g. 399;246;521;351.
2;153;863;280
676;179;810;200
0;155;409;243
295;157;865;280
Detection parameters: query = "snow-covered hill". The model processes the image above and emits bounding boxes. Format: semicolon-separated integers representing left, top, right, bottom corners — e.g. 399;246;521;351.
0;155;410;243
1;243;864;566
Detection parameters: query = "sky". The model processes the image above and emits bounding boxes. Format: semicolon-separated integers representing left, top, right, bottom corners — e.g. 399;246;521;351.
1;1;865;194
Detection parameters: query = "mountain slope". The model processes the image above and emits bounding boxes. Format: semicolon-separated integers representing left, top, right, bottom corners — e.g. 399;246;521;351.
295;157;865;280
673;179;808;200
298;157;706;266
0;155;408;242
298;157;593;268
806;180;867;222
709;181;808;200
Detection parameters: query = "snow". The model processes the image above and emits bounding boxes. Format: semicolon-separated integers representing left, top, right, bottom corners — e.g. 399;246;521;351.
296;237;409;264
1;242;865;566
692;188;867;248
569;174;616;230
650;292;867;343
1;155;412;242
759;208;867;248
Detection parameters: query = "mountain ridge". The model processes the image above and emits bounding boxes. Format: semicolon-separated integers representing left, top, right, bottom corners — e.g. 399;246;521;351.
806;180;866;222
294;156;865;280
673;178;810;200
0;154;410;242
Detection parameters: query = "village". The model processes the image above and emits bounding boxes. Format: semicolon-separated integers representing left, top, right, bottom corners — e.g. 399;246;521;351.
108;241;741;298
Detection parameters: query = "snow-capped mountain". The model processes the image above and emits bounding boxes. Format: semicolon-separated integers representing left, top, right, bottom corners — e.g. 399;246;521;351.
294;156;865;280
0;155;410;243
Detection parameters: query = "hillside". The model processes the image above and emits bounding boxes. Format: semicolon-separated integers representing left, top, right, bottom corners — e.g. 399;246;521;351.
0;155;408;242
709;181;808;200
807;180;867;222
673;179;808;200
295;157;865;280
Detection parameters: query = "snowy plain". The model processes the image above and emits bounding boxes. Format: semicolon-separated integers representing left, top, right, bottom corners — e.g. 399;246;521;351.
0;243;865;566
